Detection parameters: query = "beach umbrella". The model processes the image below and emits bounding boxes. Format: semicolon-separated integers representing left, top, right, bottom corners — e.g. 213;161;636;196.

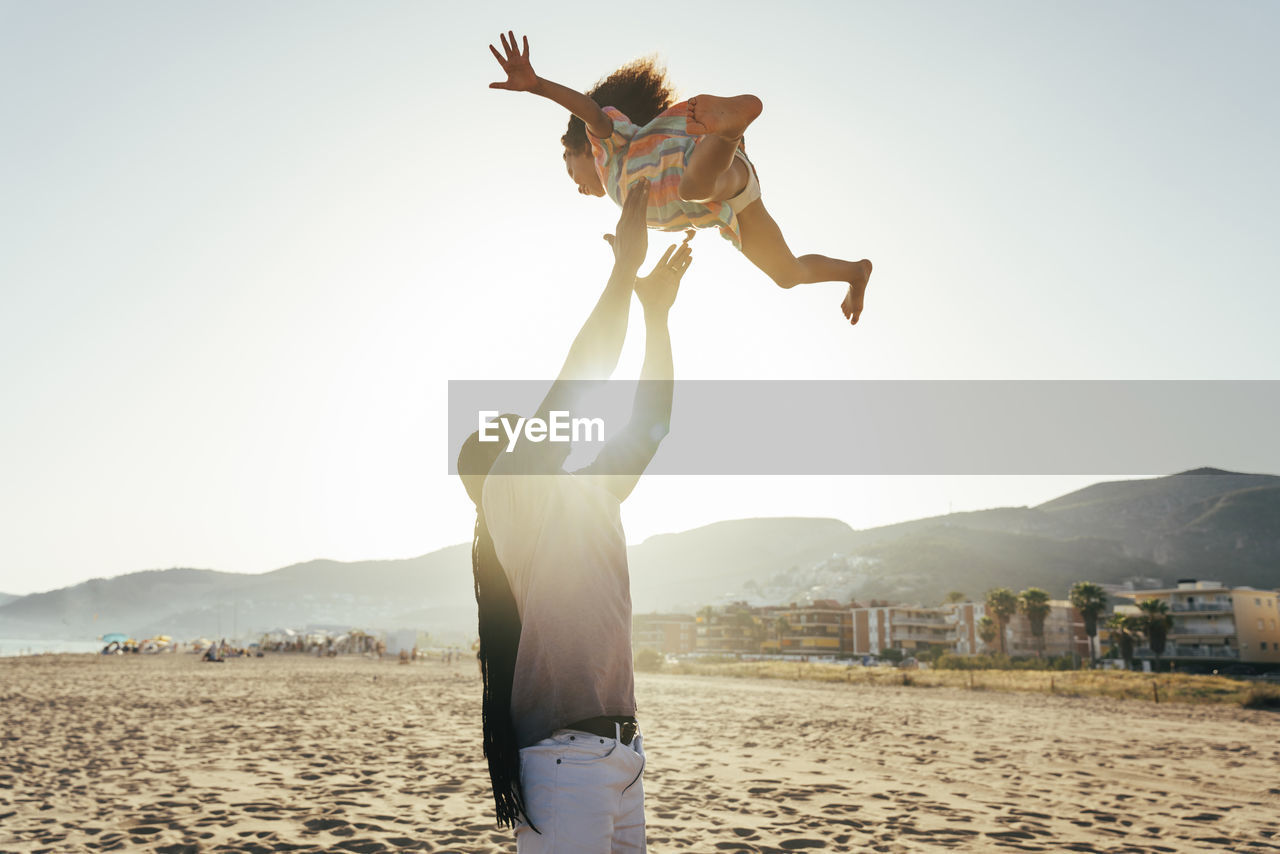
101;633;128;644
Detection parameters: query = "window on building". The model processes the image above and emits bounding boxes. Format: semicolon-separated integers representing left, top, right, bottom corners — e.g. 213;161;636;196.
1263;642;1270;651
1260;619;1266;631
1257;598;1263;606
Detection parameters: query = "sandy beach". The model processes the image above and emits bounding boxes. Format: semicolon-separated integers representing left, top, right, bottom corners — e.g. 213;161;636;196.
2;655;1278;853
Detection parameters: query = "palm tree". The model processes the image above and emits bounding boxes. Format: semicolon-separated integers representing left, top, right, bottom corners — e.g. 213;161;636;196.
943;591;967;605
1069;581;1108;668
1137;599;1174;671
985;588;1018;656
976;616;998;651
1107;613;1143;670
1018;588;1053;658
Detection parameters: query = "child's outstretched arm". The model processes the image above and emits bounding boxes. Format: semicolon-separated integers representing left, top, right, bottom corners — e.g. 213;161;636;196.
488;31;612;140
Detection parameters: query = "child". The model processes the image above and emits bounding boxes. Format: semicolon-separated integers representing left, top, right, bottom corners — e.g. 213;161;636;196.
488;31;873;325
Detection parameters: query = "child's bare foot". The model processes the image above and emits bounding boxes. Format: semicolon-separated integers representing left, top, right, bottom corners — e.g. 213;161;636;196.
687;94;763;139
841;259;873;325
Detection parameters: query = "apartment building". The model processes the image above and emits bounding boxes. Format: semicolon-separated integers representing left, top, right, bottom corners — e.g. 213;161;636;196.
1130;580;1280;665
762;599;853;658
694;601;856;658
1005;600;1091;658
945;602;986;655
851;601;987;657
632;613;697;656
695;603;776;656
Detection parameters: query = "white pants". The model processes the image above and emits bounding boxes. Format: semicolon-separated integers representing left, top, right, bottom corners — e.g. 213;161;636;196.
515;726;646;853
726;148;761;214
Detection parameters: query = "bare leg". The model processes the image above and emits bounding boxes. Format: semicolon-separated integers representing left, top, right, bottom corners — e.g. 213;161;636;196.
682;141;751;203
679;95;762;203
738;200;873;325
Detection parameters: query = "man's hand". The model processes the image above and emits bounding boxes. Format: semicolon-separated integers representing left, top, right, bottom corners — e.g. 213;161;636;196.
488;31;538;92
578;238;685;503
635;241;692;314
602;178;650;275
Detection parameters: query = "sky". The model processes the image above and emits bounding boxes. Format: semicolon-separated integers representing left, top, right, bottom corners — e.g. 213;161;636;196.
2;1;1277;596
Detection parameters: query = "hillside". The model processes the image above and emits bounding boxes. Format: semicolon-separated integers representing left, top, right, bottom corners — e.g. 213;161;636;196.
0;548;473;644
1033;468;1280;586
626;517;857;612
2;469;1275;642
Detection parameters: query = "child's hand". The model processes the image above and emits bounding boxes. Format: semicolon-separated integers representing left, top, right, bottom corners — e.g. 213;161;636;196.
602;178;650;275
635;242;692;314
488;31;539;93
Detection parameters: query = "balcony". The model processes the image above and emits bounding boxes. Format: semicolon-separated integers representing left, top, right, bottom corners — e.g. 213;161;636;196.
1171;627;1236;638
891;629;954;643
1170;602;1233;613
782;628;841;639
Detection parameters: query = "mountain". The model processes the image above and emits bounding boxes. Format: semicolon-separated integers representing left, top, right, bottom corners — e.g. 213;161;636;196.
1033;468;1280;579
0;593;17;607
1;469;1276;643
625;468;1280;606
0;548;473;645
626;517;857;612
739;468;1278;606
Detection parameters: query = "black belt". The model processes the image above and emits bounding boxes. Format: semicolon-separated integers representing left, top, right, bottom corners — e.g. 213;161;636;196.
565;715;639;745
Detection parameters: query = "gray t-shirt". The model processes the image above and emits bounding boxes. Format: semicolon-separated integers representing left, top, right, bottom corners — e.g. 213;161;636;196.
482;464;636;749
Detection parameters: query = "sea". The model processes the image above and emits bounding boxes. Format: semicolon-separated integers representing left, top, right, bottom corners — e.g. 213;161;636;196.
0;639;104;657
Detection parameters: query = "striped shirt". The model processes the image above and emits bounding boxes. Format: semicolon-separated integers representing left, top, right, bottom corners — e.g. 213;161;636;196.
590;102;748;249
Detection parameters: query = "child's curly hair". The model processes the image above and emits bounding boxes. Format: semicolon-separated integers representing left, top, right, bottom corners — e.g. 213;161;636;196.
562;57;674;154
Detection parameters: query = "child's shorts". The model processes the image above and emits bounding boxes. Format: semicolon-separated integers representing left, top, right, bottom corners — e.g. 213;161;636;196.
727;148;761;214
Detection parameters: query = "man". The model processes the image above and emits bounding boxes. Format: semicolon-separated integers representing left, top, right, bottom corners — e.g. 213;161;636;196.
456;177;689;852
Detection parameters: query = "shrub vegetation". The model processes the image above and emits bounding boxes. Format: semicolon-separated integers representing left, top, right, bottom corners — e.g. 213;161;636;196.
655;658;1275;708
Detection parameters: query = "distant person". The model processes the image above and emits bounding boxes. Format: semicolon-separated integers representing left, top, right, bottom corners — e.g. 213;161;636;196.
488;30;871;325
457;179;687;851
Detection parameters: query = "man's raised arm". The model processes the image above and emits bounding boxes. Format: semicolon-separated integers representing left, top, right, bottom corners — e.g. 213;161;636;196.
486;179;652;480
533;178;651;420
579;240;690;501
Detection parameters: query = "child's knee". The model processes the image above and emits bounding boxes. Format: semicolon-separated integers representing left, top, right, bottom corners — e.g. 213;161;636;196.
744;251;802;289
768;267;802;289
677;176;695;202
677;174;708;203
